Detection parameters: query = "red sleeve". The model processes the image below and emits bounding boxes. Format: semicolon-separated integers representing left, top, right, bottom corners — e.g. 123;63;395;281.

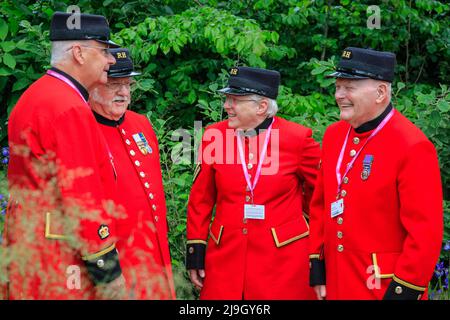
185;128;218;269
296;128;321;217
392;140;443;289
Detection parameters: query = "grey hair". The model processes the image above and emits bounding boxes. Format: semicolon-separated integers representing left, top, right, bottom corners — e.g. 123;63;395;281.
387;82;392;98
50;40;81;66
250;94;279;117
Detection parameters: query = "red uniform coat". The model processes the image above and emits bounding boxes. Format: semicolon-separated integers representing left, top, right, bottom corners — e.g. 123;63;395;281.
94;110;175;299
186;116;320;299
309;107;443;300
5;71;121;299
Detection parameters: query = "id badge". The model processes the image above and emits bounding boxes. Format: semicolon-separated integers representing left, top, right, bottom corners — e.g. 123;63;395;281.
244;204;265;220
330;198;344;218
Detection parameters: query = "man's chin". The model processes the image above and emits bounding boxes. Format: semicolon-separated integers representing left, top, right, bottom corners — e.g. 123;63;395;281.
227;118;238;128
339;109;353;122
112;103;129;113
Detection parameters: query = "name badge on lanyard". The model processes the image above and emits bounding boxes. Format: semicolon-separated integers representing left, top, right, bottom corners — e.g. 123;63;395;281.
244;204;265;220
331;198;344;218
333;108;394;219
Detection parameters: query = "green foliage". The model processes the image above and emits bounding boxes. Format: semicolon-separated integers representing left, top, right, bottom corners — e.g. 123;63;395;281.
0;0;449;299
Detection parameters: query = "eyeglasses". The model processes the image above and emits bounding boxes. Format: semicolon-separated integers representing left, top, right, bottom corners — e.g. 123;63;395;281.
224;96;260;106
105;80;136;91
68;45;113;58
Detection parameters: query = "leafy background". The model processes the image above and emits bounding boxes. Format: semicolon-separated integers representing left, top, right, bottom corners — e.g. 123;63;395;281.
0;0;448;299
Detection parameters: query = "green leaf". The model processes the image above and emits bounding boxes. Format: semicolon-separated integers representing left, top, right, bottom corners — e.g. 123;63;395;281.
0;19;8;41
208;83;218;91
2;53;16;69
187;90;196;104
311;66;327;75
1;41;16;53
138;78;155;91
397;82;406;91
437;100;450;113
16;39;29;51
430;110;441;125
0;68;11;77
103;0;114;6
319;77;336;88
12;77;31;92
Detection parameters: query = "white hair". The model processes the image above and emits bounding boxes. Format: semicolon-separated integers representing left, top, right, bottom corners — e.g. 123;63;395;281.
387;82;392;98
249;94;278;117
50;40;85;66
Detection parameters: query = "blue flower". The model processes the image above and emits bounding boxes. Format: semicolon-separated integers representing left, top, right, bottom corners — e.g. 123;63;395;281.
1;158;8;164
0;194;3;201
444;241;450;252
1;208;5;215
1;147;8;157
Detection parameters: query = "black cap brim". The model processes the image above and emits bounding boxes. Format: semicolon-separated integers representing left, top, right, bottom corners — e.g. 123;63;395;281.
325;71;370;80
108;71;141;78
95;39;120;48
217;87;253;96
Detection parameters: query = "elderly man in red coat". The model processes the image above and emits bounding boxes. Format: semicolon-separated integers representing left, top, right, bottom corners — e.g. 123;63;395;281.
186;66;320;299
309;47;443;300
5;12;125;299
88;48;176;300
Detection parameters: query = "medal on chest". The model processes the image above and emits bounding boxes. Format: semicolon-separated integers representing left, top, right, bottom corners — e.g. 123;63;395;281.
133;132;152;155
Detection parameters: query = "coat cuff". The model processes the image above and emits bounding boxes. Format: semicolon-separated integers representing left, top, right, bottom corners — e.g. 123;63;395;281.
383;276;426;300
82;243;122;285
186;241;206;269
309;255;326;286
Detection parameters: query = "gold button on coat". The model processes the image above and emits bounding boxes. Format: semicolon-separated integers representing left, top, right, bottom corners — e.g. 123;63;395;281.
149;193;154;199
245;195;250;202
349;149;356;157
152;204;157;211
353;137;360;144
337;231;343;239
130;150;136;156
144;182;150;188
154;216;159;222
337;217;344;225
341;190;347;197
337;245;344;252
125;139;131;145
343;177;349;184
247;163;253;170
97;259;105;268
395;286;403;294
189;247;194;254
135;160;140;166
140;172;145;178
121;129;126;135
243;228;248;234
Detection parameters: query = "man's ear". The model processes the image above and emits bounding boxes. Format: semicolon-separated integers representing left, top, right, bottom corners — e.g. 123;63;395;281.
257;99;269;115
376;82;388;103
71;44;85;65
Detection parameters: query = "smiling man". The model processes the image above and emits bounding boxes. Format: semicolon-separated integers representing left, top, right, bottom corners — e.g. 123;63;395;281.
186;66;320;299
89;48;176;300
308;47;443;300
